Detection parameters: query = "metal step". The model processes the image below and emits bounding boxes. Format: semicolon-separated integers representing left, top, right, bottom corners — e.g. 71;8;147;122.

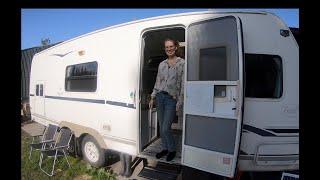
138;162;181;180
139;134;182;165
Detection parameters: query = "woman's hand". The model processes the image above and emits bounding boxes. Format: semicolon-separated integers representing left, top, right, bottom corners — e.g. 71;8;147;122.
176;102;180;112
149;99;154;109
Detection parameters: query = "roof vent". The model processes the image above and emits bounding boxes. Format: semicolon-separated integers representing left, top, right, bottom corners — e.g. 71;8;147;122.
280;29;290;37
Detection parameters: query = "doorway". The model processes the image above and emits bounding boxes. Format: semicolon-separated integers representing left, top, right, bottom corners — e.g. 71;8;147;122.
139;26;185;164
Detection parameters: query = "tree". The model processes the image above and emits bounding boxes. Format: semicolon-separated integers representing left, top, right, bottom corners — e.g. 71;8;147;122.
41;38;51;46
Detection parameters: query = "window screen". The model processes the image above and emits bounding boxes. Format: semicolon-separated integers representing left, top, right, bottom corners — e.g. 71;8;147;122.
187;16;239;81
245;54;283;98
199;47;227;81
65;62;98;92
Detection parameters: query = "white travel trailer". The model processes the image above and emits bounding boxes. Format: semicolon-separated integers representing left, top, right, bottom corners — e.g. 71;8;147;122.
29;10;299;178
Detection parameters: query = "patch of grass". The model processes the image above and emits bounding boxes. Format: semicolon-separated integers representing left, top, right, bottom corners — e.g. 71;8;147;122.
21;130;116;180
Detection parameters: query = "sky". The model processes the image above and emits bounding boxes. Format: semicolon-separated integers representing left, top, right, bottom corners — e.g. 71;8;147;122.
21;9;299;50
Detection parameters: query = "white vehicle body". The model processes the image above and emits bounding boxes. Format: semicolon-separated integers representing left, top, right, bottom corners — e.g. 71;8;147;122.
29;10;299;178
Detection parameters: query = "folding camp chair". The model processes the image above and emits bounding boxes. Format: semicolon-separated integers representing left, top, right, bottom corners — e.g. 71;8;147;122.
39;128;73;176
29;124;59;160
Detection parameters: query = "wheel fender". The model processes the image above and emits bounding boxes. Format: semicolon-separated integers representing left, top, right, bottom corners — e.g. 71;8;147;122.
59;121;107;149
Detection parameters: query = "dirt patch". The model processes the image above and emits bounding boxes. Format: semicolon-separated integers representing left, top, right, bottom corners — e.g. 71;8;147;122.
73;174;92;180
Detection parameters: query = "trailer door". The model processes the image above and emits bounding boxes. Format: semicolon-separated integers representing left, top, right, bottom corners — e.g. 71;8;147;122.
182;16;244;178
34;81;45;116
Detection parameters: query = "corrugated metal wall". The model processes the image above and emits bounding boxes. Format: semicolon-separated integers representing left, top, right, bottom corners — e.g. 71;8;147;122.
21;43;60;101
289;27;299;46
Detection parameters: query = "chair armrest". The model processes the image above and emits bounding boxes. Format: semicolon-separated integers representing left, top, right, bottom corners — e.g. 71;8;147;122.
31;134;43;138
31;135;43;143
31;139;54;146
55;145;69;150
40;148;54;153
41;139;55;143
30;140;54;145
40;145;68;152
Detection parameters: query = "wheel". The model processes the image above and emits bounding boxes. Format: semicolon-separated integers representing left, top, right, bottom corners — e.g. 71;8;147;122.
81;135;106;167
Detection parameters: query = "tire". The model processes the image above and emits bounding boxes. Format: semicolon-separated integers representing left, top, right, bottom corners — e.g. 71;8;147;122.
81;135;106;167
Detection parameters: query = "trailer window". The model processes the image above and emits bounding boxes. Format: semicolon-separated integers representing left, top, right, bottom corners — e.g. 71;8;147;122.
36;84;39;96
245;54;283;98
199;47;227;81
40;84;43;96
65;62;98;92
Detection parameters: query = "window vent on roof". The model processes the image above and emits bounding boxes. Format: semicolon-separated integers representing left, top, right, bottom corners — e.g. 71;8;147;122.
280;29;290;37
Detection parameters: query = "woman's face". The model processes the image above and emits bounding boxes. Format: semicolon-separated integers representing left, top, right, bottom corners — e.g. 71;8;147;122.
165;40;177;57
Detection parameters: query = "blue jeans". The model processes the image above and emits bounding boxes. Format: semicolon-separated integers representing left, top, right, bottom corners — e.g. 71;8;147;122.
156;92;176;152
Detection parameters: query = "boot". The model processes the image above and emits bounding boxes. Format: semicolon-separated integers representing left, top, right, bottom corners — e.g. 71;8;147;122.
166;151;176;162
156;149;168;159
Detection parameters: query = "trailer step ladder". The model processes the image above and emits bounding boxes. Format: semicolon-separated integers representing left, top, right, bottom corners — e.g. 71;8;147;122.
137;161;181;180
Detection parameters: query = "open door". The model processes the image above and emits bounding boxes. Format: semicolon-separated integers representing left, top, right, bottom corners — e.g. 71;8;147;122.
182;16;244;178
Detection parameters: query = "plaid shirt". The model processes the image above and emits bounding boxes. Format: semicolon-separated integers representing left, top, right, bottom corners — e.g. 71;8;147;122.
151;57;185;107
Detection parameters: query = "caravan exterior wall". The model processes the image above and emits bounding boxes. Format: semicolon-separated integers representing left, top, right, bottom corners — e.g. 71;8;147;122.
29;11;298;176
21;43;61;121
30;12;220;155
21;43;59;101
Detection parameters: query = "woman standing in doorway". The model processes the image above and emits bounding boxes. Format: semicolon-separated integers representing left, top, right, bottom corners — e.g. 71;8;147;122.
149;38;185;162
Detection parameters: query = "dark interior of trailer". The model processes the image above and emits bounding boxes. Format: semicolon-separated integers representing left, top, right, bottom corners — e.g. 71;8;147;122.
139;27;185;163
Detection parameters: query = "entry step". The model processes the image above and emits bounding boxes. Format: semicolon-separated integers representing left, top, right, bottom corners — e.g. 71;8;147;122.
138;162;181;180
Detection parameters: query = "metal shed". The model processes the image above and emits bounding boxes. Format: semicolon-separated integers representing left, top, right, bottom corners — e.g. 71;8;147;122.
290;27;299;46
